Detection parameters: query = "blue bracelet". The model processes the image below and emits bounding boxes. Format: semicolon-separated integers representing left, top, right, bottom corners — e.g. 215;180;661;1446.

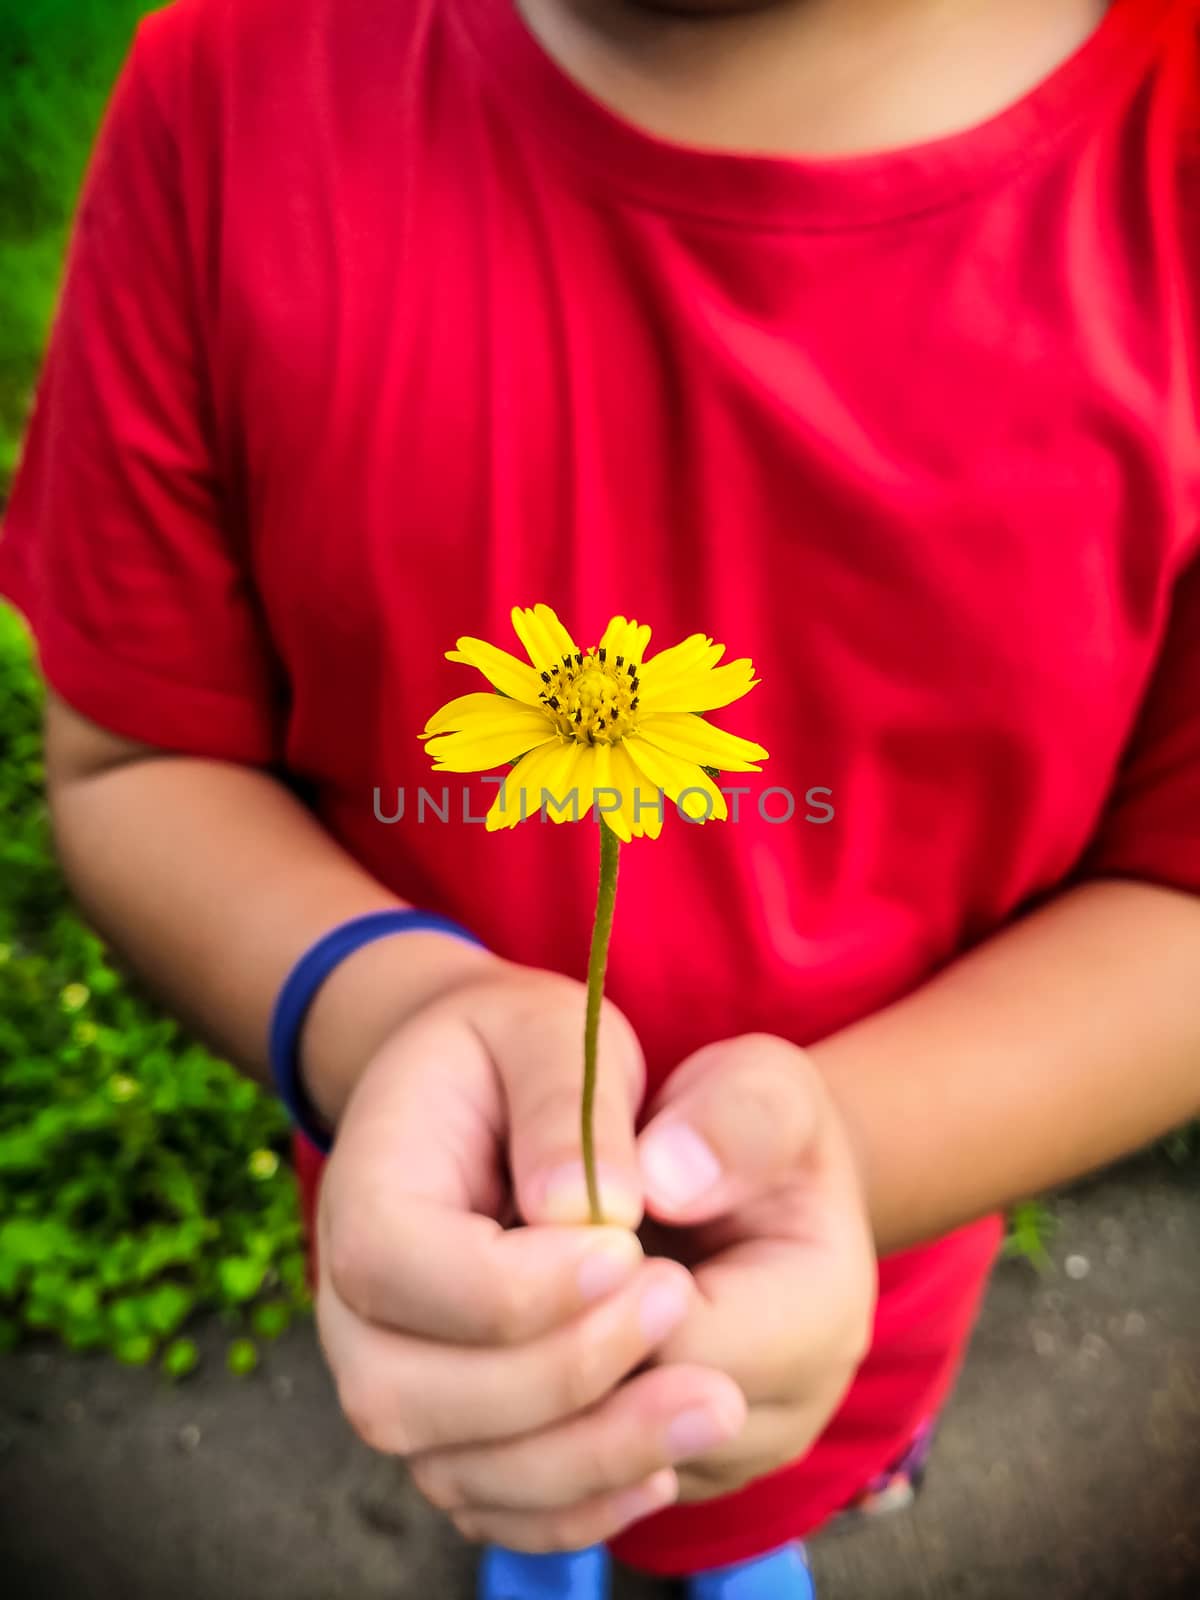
268;909;485;1153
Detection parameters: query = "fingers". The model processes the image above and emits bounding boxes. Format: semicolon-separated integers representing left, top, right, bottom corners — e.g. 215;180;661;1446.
480;978;648;1229
436;1386;845;1548
636;1035;826;1222
409;1360;746;1514
634;1053;877;1406
670;1402;828;1505
331;967;648;1242
318;1252;703;1456
321;1189;646;1343
320;976;649;1343
326;998;514;1228
631;1036;876;1427
450;1466;681;1553
670;1231;874;1403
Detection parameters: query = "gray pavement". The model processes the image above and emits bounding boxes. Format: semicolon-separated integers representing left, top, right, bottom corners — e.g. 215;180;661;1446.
1;1152;1197;1600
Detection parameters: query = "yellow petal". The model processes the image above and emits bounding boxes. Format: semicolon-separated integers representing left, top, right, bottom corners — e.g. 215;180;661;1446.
638;634;723;696
563;742;601;822
636;712;768;772
511;604;579;673
599;615;652;666
421;692;544;738
425;720;556;773
585;741;668;840
638;659;760;714
585;742;627;841
599;616;629;661
485;737;590;830
608;739;664;840
626;737;729;823
446;639;541;704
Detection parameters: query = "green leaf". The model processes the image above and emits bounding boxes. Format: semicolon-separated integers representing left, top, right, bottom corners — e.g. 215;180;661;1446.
142;1283;195;1337
108;1297;147;1338
162;1337;200;1381
251;1300;291;1341
0;1135;44;1173
217;1256;267;1303
0;1217;70;1266
278;1252;311;1299
114;1333;156;1366
226;1338;259;1376
1002;1199;1056;1271
63;1281;100;1321
153;1166;202;1217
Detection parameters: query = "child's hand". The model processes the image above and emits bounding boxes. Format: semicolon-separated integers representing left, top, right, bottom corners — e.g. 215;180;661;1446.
628;1035;878;1504
312;961;748;1551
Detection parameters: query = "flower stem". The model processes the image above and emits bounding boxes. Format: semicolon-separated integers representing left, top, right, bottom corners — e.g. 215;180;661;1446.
582;817;621;1226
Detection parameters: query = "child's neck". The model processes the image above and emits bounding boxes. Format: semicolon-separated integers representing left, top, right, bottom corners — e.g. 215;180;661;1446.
516;0;1112;156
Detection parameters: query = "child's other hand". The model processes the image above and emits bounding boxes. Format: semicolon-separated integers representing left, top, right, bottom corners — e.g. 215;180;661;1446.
313;961;747;1551
629;1035;878;1504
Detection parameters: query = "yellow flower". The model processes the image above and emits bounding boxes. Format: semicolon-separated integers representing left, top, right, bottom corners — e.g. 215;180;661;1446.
421;604;767;841
248;1149;280;1181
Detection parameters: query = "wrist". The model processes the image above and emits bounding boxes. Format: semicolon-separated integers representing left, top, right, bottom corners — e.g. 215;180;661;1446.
297;926;502;1131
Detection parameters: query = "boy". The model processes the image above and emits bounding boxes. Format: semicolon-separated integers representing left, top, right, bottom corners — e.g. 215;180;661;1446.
2;0;1199;1595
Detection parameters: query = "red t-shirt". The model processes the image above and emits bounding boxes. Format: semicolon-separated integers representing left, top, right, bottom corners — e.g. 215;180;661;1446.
4;0;1200;1575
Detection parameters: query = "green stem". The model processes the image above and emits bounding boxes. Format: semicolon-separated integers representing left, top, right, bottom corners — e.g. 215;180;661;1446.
582;817;621;1226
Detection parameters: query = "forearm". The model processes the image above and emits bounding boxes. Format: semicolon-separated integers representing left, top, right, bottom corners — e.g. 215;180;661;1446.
810;878;1200;1257
45;696;496;1127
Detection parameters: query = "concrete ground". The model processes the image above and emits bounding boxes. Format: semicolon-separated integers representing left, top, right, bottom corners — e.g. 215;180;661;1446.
1;1152;1197;1600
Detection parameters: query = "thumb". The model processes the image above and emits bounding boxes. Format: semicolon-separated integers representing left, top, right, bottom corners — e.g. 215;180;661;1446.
488;978;648;1230
637;1035;824;1222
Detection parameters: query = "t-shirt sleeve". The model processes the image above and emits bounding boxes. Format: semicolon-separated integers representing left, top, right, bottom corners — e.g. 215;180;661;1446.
1080;551;1200;894
0;26;283;763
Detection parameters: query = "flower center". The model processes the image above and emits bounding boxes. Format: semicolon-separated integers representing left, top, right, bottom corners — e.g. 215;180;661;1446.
537;647;641;745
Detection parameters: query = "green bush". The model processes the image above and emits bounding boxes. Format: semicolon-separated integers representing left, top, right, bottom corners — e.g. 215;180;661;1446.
0;1;309;1380
0;604;310;1372
1;0;154;485
1000;1199;1056;1272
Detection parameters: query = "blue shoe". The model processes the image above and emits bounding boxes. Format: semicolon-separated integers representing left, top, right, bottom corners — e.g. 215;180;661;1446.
477;1543;610;1599
684;1541;814;1600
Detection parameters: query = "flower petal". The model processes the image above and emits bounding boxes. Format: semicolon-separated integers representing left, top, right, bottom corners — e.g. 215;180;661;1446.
638;659;760;714
586;742;628;841
446;638;542;704
607;739;664;840
425;710;556;771
511;604;579;672
626;737;729;823
599;616;629;661
600;616;652;666
421;692;542;738
485;737;591;830
636;712;768;772
638;634;723;697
